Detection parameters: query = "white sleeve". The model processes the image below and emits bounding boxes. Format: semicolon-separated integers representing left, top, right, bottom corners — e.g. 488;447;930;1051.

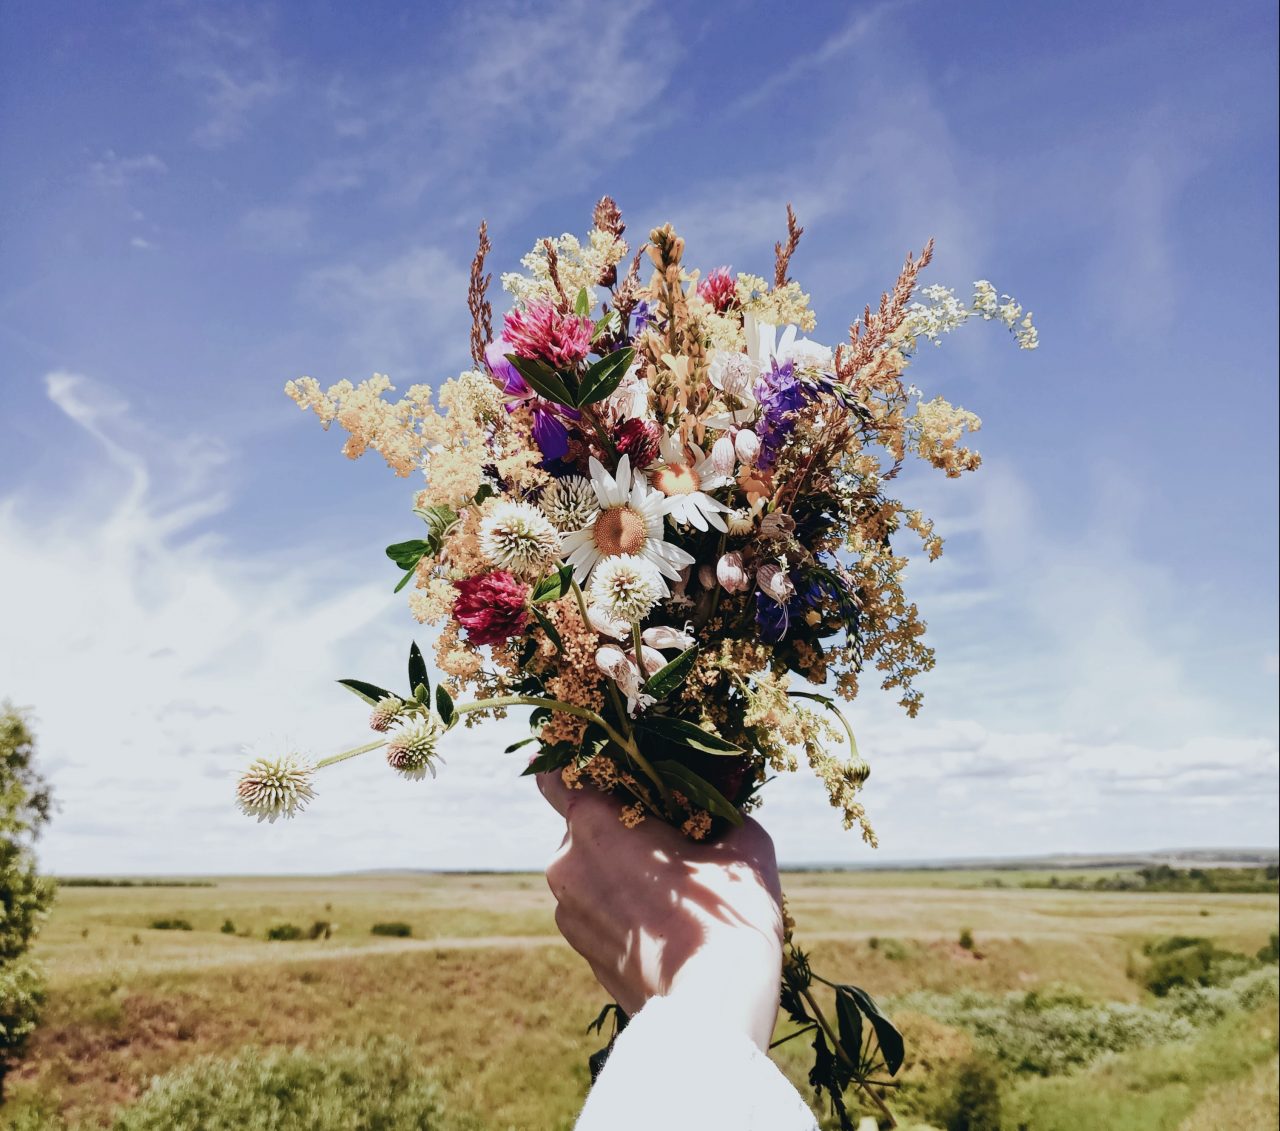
575;993;819;1131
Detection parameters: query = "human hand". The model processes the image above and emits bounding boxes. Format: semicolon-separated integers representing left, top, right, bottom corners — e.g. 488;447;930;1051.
538;771;784;1051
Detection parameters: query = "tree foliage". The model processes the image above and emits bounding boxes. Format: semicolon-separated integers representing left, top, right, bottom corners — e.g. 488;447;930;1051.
0;704;55;1096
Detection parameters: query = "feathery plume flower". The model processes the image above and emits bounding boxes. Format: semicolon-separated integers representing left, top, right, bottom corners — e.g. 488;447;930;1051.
369;696;405;732
502;301;593;369
386;716;445;780
589;554;665;622
478;500;560;578
453;571;531;646
698;266;737;312
561;456;694;585
540;475;599;531
236;755;317;822
613;417;661;468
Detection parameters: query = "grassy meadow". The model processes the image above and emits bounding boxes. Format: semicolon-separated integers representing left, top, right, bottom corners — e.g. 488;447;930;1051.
3;870;1277;1130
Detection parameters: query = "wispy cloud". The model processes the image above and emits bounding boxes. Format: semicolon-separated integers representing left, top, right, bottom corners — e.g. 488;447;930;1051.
88;150;168;190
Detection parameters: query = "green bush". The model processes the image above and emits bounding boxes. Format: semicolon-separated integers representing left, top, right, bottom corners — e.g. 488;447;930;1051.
148;918;193;932
308;920;332;940
1257;932;1279;963
106;1040;469;1131
371;921;413;938
931;1055;1002;1131
266;923;305;941
958;927;974;951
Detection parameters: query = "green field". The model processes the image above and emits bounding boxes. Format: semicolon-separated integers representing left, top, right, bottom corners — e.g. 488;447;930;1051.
4;871;1277;1130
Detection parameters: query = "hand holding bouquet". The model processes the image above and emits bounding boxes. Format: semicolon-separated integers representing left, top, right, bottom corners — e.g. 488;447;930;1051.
238;198;1035;1125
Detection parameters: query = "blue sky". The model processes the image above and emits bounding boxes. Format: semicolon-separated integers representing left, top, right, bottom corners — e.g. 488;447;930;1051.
1;0;1276;873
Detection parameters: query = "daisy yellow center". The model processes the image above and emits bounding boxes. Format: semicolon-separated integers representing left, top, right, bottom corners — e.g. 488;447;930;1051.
593;506;648;556
652;463;700;497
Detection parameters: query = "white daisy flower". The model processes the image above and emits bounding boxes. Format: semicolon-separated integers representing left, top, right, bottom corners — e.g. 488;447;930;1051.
540;476;599;532
479;500;560;578
588;554;665;623
649;435;732;532
561;455;695;585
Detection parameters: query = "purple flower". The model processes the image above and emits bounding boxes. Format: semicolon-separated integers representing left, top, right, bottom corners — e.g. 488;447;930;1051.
754;361;817;470
484;337;578;464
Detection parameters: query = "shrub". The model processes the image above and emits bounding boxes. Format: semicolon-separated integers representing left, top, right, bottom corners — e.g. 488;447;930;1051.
931;1055;1002;1131
0;705;55;1098
371;921;413;938
266;923;305;941
220;919;237;934
308;920;332;940
958;928;974;951
149;918;193;931
1258;933;1279;963
107;1040;468;1131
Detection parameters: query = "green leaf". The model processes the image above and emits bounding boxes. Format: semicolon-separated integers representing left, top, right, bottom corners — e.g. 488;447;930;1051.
531;563;575;604
641;645;699;699
574;287;591;317
520;744;575;777
640;715;743;755
653;761;743;826
408;642;429;702
576;347;634;406
507;354;576;407
386;539;432;570
840;985;904;1075
393;567;418;594
435;684;455;727
531;606;563;653
414;503;459;535
504;736;537;755
834;986;864;1066
337;679;399;706
473;483;496;505
591;310;619;343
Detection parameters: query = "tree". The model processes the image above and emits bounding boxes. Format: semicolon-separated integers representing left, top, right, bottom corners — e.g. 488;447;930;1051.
0;705;55;1098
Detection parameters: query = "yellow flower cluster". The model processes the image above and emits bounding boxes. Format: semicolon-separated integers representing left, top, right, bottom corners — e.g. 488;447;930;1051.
910;396;983;477
735;274;817;332
501;228;629;308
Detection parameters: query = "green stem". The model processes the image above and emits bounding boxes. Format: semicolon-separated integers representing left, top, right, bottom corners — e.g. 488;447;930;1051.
315;738;386;771
799;985;896;1127
455;695;629;750
570;578;633;733
789;691;860;760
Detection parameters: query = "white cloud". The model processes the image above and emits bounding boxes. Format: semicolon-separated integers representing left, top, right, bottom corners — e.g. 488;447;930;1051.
88;151;168;190
239;204;311;251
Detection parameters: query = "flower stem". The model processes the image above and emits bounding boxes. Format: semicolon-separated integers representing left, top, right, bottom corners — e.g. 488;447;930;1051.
799;985;896;1127
455;695;630;751
315;738;387;771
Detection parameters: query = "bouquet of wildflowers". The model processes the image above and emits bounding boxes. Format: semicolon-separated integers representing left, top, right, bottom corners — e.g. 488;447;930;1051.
239;199;1035;1124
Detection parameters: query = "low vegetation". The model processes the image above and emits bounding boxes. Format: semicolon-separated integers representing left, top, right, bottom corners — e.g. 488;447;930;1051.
2;870;1275;1129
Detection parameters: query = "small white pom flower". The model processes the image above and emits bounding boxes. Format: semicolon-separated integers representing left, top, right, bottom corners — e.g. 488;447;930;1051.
369;696;405;732
236;755;317;822
479;500;561;578
540;476;600;532
589;554;664;623
385;717;446;781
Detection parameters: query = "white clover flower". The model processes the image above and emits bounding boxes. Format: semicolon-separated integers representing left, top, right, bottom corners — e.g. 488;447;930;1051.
479;500;561;578
385;716;446;781
236;755;317;822
369;696;405;733
540;475;600;532
588;554;665;623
